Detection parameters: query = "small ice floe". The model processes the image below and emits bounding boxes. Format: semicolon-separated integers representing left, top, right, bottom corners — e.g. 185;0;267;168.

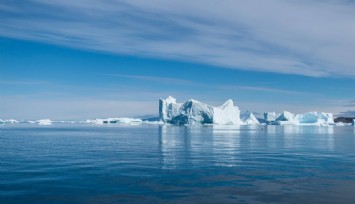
37;119;52;125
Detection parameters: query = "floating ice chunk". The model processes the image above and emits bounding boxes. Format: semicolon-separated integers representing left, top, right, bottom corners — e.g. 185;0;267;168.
37;119;52;125
4;119;19;124
352;119;355;126
142;120;164;125
87;118;142;125
241;111;260;125
0;119;4;124
335;122;346;126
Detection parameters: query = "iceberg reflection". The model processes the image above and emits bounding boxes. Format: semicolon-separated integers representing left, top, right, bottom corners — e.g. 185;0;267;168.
158;125;341;169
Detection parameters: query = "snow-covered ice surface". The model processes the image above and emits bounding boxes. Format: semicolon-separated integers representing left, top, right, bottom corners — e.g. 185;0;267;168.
159;97;241;125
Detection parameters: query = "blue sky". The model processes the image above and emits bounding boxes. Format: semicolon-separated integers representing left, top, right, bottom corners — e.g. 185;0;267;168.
1;0;355;120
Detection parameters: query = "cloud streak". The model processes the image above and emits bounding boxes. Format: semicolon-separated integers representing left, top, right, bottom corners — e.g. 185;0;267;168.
217;85;303;95
108;74;194;85
1;0;355;77
107;74;307;94
0;79;48;85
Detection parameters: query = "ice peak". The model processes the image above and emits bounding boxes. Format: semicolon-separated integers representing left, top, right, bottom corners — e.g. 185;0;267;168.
165;96;176;104
241;111;260;125
220;99;234;108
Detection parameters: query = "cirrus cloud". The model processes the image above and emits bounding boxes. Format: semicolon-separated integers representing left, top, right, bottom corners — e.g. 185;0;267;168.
1;0;355;77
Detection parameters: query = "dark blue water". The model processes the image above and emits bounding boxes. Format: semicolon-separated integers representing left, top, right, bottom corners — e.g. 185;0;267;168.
1;124;355;203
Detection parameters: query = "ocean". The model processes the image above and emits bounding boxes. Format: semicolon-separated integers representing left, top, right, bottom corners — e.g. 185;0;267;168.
1;124;355;203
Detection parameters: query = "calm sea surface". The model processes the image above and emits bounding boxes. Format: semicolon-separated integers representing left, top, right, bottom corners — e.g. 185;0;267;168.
1;124;355;203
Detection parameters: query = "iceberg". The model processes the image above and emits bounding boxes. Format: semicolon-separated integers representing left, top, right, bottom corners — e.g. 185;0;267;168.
159;97;334;126
268;111;334;126
4;119;19;124
353;119;355;126
295;112;334;124
159;96;241;125
86;118;142;125
37;119;52;125
0;119;4;124
241;111;260;125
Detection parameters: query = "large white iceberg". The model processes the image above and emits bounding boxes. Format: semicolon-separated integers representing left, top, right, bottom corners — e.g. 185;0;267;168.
159;96;241;125
352;119;355;127
240;111;260;125
86;118;142;125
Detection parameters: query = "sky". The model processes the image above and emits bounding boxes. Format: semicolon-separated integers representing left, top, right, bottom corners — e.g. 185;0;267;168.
1;0;355;120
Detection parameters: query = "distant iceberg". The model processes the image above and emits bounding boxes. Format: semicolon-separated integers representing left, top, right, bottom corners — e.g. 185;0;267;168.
353;119;355;127
159;96;241;125
265;111;334;126
4;119;19;124
37;119;52;125
0;96;339;127
86;118;142;125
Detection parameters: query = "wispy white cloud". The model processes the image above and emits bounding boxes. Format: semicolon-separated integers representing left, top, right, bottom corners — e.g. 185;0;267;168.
0;79;48;85
108;74;194;85
109;74;308;95
217;85;303;95
1;0;355;77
